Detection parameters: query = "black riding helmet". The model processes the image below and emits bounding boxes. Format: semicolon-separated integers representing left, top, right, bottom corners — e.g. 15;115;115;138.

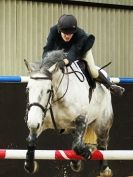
58;14;77;34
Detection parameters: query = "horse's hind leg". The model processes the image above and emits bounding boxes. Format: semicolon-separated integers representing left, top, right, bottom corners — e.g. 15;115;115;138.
70;115;91;172
95;118;113;176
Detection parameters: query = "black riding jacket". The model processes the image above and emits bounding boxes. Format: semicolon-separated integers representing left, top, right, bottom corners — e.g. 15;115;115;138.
42;25;95;63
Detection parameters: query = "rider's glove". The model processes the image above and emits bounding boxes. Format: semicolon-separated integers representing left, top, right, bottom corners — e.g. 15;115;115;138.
57;59;70;72
63;58;69;65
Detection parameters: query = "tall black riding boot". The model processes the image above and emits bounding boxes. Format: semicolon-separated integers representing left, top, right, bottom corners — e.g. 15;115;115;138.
96;71;125;96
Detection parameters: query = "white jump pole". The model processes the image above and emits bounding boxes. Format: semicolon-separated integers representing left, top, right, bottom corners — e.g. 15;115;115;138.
1;149;133;160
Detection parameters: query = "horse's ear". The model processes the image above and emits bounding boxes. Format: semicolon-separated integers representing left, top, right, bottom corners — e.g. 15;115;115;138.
24;59;41;72
24;59;32;73
48;64;57;73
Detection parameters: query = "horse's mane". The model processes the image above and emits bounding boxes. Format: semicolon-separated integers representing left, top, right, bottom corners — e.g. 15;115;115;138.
41;50;64;69
29;50;64;74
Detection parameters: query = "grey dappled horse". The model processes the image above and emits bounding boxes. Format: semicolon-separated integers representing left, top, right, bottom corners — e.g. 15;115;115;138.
24;50;113;176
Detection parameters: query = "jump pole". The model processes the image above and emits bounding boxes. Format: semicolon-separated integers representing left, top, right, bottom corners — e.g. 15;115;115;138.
0;76;133;84
1;149;133;160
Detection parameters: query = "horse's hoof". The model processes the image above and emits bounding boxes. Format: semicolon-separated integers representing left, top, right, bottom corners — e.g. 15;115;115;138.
100;166;113;177
33;161;39;173
24;161;39;174
70;160;84;172
73;143;92;159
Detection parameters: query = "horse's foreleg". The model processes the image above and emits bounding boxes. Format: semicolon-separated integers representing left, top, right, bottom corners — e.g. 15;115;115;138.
70;115;91;172
24;131;38;173
72;115;91;158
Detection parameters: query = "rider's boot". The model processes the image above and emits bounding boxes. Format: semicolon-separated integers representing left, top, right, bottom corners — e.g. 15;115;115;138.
96;70;125;96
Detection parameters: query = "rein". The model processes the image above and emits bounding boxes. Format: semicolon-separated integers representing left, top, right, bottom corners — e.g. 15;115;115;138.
52;67;69;103
69;65;85;82
64;63;85;82
53;64;85;103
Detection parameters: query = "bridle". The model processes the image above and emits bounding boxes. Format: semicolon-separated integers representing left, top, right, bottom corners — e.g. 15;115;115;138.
28;75;52;113
27;88;53;117
25;74;58;130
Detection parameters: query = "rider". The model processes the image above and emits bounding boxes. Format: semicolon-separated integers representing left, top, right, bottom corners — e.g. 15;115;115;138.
42;14;124;96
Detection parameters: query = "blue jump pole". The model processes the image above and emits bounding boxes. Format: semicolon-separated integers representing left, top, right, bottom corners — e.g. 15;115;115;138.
0;76;29;83
110;77;133;84
0;76;133;84
119;78;133;84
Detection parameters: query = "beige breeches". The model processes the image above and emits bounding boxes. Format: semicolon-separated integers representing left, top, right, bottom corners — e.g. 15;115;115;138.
83;50;99;78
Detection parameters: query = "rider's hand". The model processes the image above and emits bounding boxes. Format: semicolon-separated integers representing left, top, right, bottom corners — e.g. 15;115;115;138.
63;58;69;65
57;60;65;72
57;59;70;72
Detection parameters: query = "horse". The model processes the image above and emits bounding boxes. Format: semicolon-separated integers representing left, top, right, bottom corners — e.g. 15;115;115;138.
24;50;113;176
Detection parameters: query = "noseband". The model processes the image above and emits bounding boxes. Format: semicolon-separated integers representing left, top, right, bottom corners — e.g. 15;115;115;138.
25;75;52;119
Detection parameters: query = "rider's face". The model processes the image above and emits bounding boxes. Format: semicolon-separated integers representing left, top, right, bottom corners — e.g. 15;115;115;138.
61;32;73;42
